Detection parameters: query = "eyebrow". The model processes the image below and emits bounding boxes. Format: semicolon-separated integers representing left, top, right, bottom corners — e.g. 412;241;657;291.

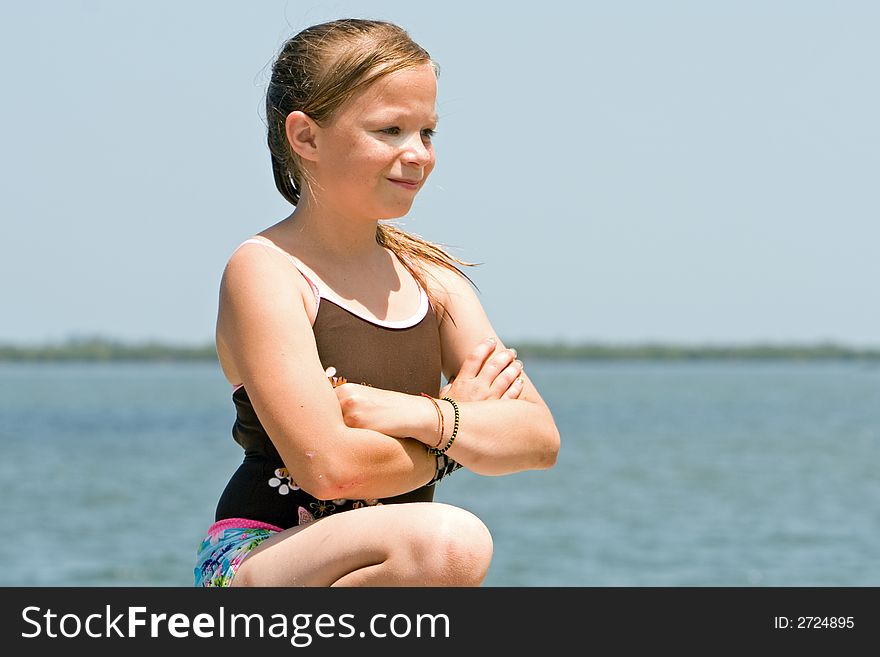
364;110;438;126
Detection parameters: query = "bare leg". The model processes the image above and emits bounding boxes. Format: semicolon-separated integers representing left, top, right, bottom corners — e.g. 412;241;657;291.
230;502;493;587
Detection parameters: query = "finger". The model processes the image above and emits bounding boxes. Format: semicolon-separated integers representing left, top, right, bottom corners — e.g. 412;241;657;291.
489;359;523;398
503;375;525;399
476;347;517;385
455;337;499;380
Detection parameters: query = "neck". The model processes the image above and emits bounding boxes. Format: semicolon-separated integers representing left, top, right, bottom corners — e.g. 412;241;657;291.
280;195;386;263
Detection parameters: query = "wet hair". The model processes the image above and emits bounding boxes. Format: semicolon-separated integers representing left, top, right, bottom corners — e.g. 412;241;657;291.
265;18;477;314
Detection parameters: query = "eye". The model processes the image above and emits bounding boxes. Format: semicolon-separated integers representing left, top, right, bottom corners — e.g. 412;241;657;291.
379;127;400;136
421;128;437;141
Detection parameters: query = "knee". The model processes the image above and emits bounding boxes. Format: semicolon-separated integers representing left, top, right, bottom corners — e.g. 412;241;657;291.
408;505;493;586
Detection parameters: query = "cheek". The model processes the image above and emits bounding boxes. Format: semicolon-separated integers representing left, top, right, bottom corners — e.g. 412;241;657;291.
349;140;394;173
324;140;383;185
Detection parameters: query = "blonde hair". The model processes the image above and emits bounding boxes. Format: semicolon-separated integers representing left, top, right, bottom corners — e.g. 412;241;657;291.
265;18;478;316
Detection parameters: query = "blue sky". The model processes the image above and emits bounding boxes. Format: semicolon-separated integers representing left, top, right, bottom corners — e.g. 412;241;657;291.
2;0;878;346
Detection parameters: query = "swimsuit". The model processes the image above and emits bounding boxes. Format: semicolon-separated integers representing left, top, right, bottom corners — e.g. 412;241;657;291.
194;238;444;586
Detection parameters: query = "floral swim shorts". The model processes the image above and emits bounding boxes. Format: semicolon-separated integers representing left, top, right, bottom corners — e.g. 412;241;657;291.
193;518;282;587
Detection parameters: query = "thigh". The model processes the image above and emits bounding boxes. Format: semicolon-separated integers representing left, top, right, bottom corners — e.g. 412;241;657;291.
232;502;487;587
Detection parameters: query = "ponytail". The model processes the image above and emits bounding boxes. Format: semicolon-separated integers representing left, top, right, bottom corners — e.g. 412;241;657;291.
270;150;299;206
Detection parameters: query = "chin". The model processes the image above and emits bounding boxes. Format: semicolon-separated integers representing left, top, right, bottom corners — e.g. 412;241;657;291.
376;203;416;221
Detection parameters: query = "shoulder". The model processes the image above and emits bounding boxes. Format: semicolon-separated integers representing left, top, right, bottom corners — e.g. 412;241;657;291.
420;259;478;327
216;239;318;383
220;239;316;313
419;260;501;380
222;238;294;281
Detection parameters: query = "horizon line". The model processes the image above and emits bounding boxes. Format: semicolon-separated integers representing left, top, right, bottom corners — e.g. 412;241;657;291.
1;337;879;362
1;335;879;348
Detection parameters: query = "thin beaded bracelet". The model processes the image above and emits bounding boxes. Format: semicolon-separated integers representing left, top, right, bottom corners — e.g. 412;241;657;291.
427;397;459;455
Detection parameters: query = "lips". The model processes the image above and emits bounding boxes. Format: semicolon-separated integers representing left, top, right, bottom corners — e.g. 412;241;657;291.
387;178;421;190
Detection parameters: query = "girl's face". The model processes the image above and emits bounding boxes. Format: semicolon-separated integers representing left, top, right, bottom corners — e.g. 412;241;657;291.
311;63;438;220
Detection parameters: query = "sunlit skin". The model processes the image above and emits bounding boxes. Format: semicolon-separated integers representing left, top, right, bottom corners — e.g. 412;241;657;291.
281;63;438;261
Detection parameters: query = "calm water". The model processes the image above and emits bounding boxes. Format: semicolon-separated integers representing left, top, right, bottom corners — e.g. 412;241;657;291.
0;360;877;586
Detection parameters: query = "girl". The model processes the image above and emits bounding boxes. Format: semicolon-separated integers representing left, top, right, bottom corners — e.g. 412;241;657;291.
194;18;560;587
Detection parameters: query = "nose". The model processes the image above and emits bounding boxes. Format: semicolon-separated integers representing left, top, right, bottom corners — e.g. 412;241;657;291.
401;132;433;167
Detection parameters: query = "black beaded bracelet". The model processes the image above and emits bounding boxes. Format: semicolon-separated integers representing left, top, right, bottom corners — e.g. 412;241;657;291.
427;397;459;455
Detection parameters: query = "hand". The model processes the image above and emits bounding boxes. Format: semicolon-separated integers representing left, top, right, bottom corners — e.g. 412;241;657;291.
439;338;524;402
332;380;406;432
331;380;444;446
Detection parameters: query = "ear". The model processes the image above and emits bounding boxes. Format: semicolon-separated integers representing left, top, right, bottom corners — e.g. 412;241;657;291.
285;111;320;162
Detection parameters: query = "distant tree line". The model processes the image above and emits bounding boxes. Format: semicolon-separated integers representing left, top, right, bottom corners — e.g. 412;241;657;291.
0;337;216;362
0;337;878;362
509;341;880;361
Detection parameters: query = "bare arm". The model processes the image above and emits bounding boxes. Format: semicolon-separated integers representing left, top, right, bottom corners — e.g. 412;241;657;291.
217;242;435;500
335;264;561;476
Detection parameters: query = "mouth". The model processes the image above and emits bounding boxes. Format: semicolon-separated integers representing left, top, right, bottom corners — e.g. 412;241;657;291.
387;178;421;190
